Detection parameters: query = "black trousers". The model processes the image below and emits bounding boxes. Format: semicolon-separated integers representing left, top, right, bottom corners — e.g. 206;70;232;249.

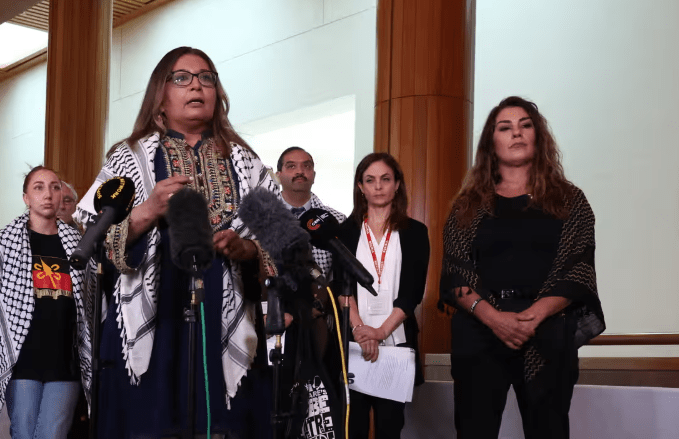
349;390;406;439
450;306;579;439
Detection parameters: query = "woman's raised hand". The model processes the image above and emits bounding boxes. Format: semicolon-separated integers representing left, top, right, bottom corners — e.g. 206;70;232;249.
145;175;193;220
126;175;193;243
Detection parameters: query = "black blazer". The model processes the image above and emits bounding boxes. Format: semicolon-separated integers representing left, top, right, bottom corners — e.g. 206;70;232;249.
335;216;430;384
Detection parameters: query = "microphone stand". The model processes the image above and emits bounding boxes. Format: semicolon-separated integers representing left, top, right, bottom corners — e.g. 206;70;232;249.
184;258;205;439
88;242;105;439
265;276;287;439
339;272;356;427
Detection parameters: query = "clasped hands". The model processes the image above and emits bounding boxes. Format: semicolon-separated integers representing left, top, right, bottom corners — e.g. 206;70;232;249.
353;325;388;363
487;309;543;350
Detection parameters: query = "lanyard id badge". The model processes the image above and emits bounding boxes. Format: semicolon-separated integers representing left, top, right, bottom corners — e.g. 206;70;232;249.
364;219;393;316
367;281;391;315
364;219;391;285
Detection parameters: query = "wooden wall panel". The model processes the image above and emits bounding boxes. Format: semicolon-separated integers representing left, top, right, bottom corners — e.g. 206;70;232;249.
589;333;679;345
375;0;475;358
579;357;679;370
579;357;679;388
44;0;112;198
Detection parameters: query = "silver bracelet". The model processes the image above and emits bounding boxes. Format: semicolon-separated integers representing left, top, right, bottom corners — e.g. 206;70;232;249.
469;298;484;315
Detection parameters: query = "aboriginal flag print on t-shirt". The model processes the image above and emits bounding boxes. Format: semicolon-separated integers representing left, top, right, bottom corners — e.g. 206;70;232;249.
11;231;80;382
32;255;73;298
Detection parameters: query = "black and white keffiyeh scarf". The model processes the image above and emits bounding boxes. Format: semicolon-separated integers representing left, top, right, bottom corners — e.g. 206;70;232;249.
439;186;605;388
75;132;278;404
0;213;92;411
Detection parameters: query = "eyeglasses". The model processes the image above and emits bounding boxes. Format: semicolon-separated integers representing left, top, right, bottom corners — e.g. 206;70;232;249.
167;70;218;87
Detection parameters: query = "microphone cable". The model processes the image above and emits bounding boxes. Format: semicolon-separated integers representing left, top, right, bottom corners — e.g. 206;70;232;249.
326;285;350;439
201;302;211;438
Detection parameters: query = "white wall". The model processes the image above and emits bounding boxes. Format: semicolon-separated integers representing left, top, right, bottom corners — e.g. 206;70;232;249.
0;63;47;225
474;0;679;356
239;96;358;216
107;0;376;170
0;0;377;226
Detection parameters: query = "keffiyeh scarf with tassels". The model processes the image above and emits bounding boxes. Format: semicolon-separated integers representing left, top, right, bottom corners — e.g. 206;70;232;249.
75;132;278;405
0;214;92;411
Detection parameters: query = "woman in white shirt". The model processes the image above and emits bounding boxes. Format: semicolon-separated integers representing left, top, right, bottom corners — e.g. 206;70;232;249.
335;152;430;439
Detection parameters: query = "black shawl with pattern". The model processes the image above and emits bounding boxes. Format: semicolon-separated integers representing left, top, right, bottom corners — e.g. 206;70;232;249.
439;186;605;391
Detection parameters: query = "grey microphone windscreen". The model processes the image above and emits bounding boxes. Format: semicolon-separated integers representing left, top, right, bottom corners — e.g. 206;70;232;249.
238;187;311;266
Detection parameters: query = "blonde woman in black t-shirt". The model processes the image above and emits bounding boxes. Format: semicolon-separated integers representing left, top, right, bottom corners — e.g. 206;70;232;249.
0;166;90;439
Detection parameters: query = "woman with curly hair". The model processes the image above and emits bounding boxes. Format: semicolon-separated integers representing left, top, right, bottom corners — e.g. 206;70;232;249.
439;96;605;438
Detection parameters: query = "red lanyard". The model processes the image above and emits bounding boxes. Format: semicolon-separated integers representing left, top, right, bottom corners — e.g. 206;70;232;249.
364;219;392;286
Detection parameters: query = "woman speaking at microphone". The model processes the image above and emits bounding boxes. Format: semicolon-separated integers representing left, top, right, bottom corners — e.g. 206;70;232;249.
0;166;90;439
334;152;430;439
76;47;278;439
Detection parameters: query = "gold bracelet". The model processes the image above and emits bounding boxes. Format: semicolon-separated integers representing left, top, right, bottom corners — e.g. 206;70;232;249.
352;324;364;332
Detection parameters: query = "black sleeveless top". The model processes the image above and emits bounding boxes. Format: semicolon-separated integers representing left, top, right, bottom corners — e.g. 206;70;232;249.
472;195;563;296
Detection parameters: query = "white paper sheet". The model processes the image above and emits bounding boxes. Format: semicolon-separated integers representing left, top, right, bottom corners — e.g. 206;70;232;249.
348;341;416;403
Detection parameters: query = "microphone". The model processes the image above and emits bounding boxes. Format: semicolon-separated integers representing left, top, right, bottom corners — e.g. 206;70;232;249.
299;208;378;297
238;187;322;336
70;177;135;270
165;187;215;274
238;187;324;289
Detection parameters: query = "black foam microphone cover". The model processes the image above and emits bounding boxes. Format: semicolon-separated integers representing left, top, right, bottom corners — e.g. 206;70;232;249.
299;208;340;250
299;208;378;296
94;176;136;223
70;177;136;270
166;187;215;273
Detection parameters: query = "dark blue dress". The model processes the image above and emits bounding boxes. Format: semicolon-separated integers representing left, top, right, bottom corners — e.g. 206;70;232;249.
96;136;272;439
